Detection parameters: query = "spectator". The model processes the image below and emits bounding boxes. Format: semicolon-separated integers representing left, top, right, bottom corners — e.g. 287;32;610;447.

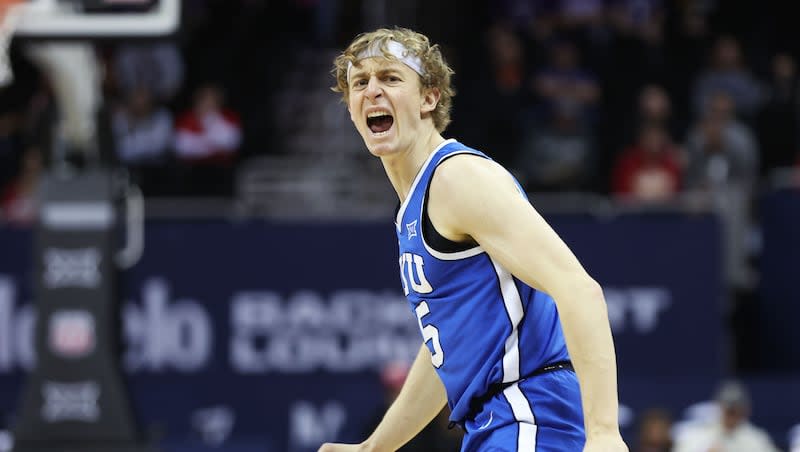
634;407;672;452
113;42;185;103
606;0;667;90
516;101;595;192
607;0;665;45
1;147;42;226
613;84;681;158
112;86;174;166
684;91;759;289
111;85;174;195
173;83;242;196
757;52;800;174
495;0;559;31
486;22;527;98
692;35;764;121
531;38;600;127
673;380;779;452
453;21;529;168
612;122;683;202
557;0;605;30
174;83;241;164
789;423;800;452
672;0;716;39
637;84;673;129
685;91;759;190
663;0;715;129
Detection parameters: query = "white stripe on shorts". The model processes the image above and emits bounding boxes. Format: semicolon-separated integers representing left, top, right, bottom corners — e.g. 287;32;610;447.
503;382;537;451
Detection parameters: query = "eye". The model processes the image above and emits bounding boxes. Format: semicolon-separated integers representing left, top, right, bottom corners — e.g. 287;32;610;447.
351;78;368;89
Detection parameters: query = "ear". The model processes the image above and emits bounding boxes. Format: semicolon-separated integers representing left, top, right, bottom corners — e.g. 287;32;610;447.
421;87;441;115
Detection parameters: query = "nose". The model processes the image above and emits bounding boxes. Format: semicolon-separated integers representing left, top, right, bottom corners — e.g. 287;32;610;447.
365;76;382;100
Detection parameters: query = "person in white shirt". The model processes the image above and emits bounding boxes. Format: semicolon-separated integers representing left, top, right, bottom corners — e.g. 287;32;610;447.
673;380;779;452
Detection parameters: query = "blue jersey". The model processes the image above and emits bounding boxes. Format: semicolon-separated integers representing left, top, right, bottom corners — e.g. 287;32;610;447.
395;139;571;424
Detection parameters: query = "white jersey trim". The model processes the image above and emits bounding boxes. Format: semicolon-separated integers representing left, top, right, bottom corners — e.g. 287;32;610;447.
395;139;457;232
423;243;484;260
491;257;524;383
503;383;538;451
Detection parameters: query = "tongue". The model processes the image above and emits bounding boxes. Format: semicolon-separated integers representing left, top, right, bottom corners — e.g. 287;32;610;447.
369;116;393;133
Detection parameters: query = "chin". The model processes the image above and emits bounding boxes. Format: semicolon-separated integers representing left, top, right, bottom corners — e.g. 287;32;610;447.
363;135;400;157
366;144;396;157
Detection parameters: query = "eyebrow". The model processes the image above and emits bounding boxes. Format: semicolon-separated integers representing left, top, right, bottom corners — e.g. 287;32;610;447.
349;65;405;81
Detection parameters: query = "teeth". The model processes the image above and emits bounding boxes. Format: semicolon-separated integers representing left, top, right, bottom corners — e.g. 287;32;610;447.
367;111;391;118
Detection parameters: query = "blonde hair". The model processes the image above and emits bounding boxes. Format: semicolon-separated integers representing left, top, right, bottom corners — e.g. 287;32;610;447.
332;27;455;132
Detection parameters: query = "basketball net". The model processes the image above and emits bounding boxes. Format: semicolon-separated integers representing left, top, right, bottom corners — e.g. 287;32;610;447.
0;0;101;156
27;42;101;155
0;0;25;86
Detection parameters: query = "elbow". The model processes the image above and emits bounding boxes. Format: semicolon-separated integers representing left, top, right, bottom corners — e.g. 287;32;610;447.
572;277;606;312
560;272;604;299
553;275;606;313
582;277;607;309
582;277;605;300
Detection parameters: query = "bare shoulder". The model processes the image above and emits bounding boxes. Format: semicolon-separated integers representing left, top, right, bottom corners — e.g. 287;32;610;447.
427;153;527;239
429;153;519;202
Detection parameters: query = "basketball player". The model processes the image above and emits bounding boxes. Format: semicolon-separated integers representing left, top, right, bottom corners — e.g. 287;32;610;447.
320;28;628;452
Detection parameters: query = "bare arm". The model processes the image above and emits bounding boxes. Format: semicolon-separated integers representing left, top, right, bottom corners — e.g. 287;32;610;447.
319;344;447;452
428;155;626;449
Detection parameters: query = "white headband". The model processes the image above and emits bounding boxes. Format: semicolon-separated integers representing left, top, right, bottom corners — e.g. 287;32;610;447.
347;40;425;81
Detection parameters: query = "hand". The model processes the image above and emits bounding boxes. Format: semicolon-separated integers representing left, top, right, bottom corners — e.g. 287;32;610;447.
583;432;629;452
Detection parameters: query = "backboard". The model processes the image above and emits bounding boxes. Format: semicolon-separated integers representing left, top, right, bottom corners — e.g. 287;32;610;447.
15;0;179;38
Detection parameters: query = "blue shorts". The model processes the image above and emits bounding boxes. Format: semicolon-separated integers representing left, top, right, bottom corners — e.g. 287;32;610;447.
460;369;585;451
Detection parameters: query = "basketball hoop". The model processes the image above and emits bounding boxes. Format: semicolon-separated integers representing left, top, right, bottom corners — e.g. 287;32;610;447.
0;0;25;86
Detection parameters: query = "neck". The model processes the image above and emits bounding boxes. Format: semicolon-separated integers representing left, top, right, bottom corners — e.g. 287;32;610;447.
381;130;446;203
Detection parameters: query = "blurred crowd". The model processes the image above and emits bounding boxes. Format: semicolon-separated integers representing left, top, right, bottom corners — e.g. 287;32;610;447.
0;40;243;210
1;1;799;213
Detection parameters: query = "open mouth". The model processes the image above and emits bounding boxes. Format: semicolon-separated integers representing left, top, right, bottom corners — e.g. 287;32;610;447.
367;113;394;134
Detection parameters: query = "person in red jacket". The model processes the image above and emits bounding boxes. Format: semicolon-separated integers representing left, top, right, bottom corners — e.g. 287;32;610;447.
174;83;242;165
612;121;683;202
173;83;242;195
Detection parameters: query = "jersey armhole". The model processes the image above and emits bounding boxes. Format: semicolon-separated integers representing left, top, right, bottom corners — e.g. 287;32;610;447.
421;154;482;254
